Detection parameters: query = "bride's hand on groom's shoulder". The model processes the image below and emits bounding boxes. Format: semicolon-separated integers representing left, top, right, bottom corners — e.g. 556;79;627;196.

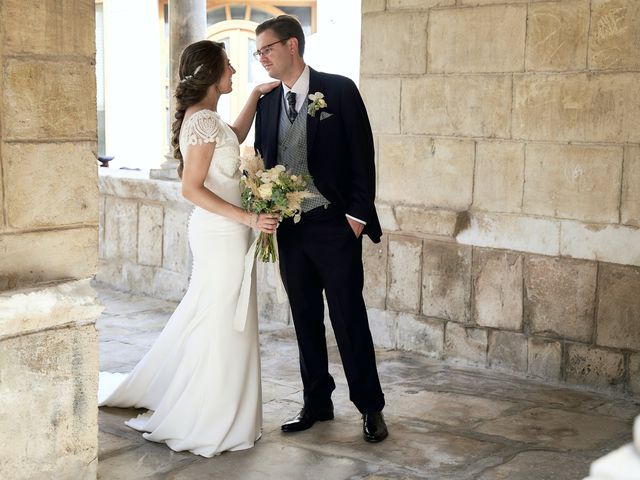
255;81;281;96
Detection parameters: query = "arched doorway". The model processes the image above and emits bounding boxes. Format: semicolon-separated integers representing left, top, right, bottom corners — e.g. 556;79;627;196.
158;1;316;154
208;19;269;139
205;3;316;151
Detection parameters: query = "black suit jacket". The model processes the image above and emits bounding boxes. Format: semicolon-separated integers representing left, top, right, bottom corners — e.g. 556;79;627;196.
254;67;382;243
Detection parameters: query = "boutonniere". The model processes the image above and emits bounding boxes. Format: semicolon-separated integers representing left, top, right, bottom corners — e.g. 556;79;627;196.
307;92;327;117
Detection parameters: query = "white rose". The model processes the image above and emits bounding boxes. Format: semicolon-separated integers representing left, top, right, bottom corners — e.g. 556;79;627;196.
258;183;273;199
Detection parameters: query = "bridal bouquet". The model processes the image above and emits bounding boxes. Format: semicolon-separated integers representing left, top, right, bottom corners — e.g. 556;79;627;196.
239;154;314;262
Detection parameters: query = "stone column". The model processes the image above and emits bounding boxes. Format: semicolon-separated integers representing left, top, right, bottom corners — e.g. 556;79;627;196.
0;0;101;477
150;0;207;180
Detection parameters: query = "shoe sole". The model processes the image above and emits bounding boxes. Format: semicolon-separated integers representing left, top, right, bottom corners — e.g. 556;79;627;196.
281;413;334;433
363;430;388;443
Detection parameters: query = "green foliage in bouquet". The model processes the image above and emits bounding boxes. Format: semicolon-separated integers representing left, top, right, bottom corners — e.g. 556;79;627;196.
239;154;314;262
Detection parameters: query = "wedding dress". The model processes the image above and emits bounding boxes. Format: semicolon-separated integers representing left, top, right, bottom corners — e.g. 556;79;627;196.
99;109;261;457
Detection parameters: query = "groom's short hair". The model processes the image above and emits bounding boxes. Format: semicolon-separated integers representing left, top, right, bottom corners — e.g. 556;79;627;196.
256;15;305;57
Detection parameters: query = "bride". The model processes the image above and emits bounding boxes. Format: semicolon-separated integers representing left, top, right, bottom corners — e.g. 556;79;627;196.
98;40;279;457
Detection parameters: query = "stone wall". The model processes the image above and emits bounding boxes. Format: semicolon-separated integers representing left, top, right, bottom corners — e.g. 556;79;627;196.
97;174;290;324
361;0;640;396
0;0;101;478
97;174;192;301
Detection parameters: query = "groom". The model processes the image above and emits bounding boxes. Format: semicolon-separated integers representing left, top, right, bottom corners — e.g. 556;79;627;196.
254;15;387;443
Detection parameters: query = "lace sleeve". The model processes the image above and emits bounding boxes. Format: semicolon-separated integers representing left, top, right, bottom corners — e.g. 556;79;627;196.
183;110;221;147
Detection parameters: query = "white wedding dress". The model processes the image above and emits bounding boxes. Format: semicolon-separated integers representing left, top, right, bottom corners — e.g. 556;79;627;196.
99;109;262;457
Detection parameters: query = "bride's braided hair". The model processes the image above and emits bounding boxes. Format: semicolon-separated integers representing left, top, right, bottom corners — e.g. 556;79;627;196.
171;40;226;178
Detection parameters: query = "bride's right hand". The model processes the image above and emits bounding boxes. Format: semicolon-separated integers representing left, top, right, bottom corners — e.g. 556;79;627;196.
254;81;280;96
247;212;279;234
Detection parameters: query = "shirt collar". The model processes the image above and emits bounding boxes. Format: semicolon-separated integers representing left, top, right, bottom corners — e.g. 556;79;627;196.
282;64;310;99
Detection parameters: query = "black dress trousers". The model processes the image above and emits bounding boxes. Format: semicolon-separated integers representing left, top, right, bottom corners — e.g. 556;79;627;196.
276;205;385;414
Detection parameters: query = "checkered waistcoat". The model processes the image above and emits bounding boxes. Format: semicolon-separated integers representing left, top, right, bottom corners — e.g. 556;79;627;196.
277;99;329;212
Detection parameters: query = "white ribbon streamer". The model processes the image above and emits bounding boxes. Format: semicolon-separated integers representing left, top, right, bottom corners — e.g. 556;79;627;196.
233;233;287;332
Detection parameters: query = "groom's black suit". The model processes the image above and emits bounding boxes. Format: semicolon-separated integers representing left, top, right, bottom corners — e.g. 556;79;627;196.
255;68;385;414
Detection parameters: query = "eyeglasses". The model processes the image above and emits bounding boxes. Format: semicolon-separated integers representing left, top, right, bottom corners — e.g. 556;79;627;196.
252;38;289;59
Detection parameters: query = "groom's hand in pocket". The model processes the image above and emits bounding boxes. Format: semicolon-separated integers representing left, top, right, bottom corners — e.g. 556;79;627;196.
346;216;364;238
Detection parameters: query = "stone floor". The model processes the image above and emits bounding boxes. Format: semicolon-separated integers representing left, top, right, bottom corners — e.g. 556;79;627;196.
96;286;639;480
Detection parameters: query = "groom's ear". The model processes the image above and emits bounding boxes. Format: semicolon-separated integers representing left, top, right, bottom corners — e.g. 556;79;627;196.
287;37;300;57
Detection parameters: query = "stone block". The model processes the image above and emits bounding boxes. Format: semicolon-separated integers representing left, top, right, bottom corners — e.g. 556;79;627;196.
378;136;475;210
362;0;386;13
3;0;95;56
104;197;138;262
402;76;512;138
526;0;590;71
459;0;529;4
396;313;444;359
4;59;96;140
565;344;625;390
456;212;560;256
375;203;398;232
488;331;528;373
361;12;428;75
95;262;189;303
428;5;527;73
590;0;640;70
0;163;5;230
98;175;184;204
360;77;400;134
388;0;454;9
560;221;640;267
99;196;106;259
528;337;562;380
524;256;597;342
622;147;640;226
387;236;422;313
138;204;164;267
477;451;595;480
444;322;487;365
0;324;98;480
162;207;191;274
473;249;523;331
513;73;640;143
629;353;640;395
367;309;397;349
473;142;524;213
3;142;98;228
363;236;387;309
0;279;102;338
596;263;640;351
477;406;627;451
422;241;471;323
0;228;97;291
395;207;460;237
523;144;622;223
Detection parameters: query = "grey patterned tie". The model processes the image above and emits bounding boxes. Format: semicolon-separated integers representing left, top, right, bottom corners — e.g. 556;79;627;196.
286;91;297;123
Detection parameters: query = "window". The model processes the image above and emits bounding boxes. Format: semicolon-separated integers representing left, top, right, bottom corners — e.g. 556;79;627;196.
158;1;317;152
276;6;312;35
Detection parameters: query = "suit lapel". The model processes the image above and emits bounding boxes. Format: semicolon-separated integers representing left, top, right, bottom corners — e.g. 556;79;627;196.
265;87;282;168
306;68;321;164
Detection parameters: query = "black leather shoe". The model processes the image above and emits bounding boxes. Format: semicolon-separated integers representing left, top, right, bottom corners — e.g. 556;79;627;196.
281;403;334;432
363;411;388;443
